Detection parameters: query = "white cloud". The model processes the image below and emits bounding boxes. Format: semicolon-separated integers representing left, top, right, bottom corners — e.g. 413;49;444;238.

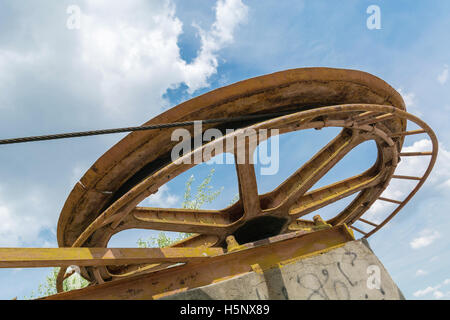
415;269;428;277
79;0;248;113
362;139;440;223
184;0;249;93
414;278;450;299
437;64;448;85
141;185;179;208
0;0;248;122
397;88;421;115
0;188;52;247
364;138;450;224
394;139;450;191
430;256;439;262
0;49;48;110
410;229;440;249
431;144;450;191
413;286;436;297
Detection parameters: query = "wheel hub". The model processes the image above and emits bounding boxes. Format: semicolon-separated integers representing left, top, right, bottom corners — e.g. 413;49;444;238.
232;215;289;244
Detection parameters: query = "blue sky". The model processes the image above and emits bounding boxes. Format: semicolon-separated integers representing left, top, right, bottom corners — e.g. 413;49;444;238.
0;0;449;299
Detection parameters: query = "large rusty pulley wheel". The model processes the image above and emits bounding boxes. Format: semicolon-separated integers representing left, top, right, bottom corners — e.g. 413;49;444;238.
56;68;437;291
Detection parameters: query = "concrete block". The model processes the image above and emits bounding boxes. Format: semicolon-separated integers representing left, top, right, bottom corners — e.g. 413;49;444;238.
160;239;404;300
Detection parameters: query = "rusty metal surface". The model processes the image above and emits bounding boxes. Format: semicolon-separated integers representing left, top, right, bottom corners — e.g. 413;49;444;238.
43;225;355;300
0;247;223;268
44;67;438;292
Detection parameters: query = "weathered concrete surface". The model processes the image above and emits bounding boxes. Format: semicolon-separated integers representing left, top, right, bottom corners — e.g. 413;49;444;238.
160;239;404;300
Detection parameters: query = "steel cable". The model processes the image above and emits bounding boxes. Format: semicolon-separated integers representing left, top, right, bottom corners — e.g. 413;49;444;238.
0;110;300;145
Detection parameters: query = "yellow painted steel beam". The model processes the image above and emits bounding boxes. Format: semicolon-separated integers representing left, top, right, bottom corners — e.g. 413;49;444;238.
42;225;354;300
0;247;224;268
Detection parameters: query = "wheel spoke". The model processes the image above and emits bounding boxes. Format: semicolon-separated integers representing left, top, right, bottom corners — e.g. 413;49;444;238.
261;129;361;213
235;162;261;219
234;134;261;219
119;207;235;235
288;169;382;218
327;187;383;226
